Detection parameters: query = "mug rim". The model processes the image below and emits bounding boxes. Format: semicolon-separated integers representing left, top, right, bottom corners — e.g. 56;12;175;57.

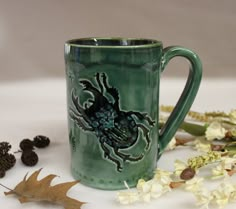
65;37;162;49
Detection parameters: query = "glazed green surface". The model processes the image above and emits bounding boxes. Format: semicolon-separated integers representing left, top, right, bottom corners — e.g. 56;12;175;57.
64;38;202;190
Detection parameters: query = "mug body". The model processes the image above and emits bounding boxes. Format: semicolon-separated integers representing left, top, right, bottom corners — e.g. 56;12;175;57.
64;38;162;190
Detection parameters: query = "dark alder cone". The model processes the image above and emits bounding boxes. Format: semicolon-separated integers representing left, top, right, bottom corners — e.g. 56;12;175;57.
19;139;34;151
0;169;5;178
0;142;11;156
180;167;196;180
0;142;16;178
0;153;16;171
21;150;38;166
33;135;50;148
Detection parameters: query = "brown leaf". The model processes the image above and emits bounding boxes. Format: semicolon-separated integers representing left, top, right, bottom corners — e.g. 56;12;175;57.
4;168;85;209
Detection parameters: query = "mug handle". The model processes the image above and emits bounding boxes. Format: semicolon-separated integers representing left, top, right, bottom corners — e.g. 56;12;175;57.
158;46;202;155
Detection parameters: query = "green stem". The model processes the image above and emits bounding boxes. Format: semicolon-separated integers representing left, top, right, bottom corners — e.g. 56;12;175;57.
222;120;236;126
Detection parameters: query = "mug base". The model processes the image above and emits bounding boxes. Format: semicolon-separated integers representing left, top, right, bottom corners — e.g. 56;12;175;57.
71;166;154;190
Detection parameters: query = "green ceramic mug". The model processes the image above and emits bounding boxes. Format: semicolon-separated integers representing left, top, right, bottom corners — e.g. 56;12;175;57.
64;37;202;190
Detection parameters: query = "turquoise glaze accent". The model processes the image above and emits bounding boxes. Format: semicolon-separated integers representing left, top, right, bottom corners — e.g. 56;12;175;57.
64;37;202;190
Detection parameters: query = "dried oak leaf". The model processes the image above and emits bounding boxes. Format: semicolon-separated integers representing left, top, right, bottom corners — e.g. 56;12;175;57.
4;169;85;209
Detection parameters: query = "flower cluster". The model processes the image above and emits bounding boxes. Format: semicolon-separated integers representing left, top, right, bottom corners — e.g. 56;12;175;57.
117;169;172;204
192;181;236;209
117;155;236;208
116;108;236;209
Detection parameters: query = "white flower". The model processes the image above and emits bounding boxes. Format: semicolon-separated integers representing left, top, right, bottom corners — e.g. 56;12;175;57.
219;182;236;204
229;185;236;202
194;188;213;209
211;156;236;179
211;164;228;179
117;191;139;204
137;179;163;201
137;179;152;193
211;182;235;208
222;181;236;195
149;182;165;199
229;109;236;124
185;177;204;192
174;159;188;177
136;177;171;202
221;156;236;170
205;122;227;141
153;169;172;194
165;137;177;151
154;168;173;185
193;137;211;152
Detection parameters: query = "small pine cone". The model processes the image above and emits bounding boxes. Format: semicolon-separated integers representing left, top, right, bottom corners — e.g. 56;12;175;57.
19;139;34;151
33;135;50;148
0;153;16;171
0;169;5;178
21;150;38;166
0;142;11;156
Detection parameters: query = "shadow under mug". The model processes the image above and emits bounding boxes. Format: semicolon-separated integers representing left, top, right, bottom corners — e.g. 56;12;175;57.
64;37;202;190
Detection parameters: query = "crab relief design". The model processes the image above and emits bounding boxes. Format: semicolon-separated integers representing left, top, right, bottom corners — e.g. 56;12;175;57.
69;72;155;172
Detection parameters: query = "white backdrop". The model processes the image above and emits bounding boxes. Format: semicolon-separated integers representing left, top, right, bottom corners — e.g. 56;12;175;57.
0;0;236;81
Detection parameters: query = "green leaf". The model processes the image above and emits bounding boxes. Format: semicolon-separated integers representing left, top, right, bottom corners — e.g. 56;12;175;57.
159;121;207;136
180;121;207;136
225;142;236;156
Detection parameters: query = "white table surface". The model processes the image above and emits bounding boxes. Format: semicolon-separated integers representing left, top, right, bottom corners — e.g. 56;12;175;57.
0;77;236;209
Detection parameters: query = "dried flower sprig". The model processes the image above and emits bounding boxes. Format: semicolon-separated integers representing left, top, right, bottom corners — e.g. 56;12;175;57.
117;107;236;209
160;105;210;122
160;106;236;126
188;151;221;170
191;181;236;209
117;154;236;208
160;107;236;155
